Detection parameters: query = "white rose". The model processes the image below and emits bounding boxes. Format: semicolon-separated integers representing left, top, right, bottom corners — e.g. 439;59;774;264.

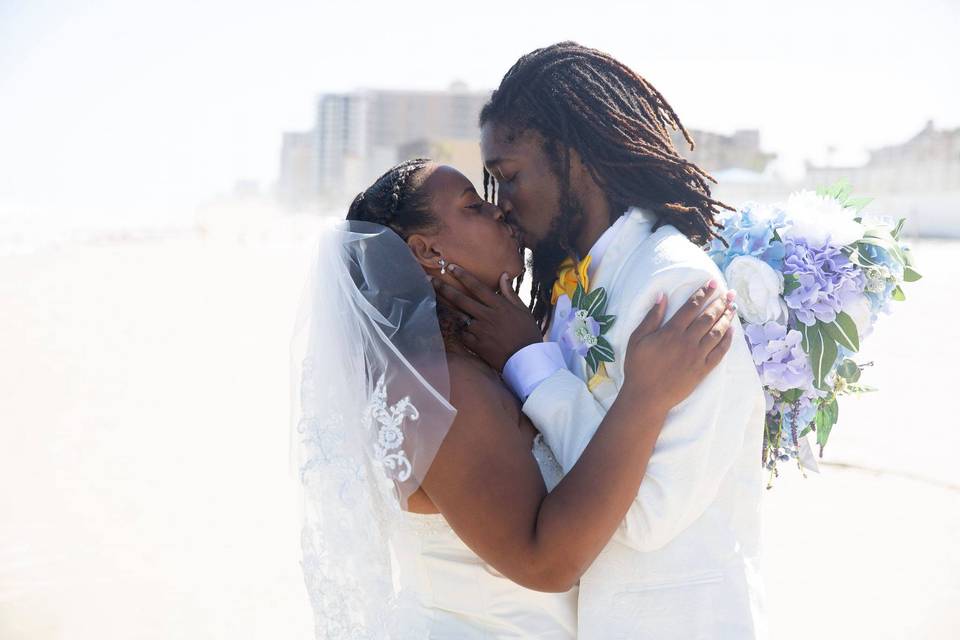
724;255;787;325
780;190;865;247
841;295;873;339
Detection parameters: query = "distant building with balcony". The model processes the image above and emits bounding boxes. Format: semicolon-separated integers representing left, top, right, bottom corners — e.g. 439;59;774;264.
671;128;776;174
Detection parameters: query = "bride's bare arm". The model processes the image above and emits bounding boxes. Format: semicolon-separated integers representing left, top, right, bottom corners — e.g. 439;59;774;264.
420;282;736;592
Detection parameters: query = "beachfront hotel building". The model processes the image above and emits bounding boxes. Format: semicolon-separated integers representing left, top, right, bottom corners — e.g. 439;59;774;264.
278;84;491;208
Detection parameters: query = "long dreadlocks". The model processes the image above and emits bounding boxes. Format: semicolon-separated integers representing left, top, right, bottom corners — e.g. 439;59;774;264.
480;41;732;325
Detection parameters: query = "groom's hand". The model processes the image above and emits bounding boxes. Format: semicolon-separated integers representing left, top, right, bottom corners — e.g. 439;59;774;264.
432;264;542;371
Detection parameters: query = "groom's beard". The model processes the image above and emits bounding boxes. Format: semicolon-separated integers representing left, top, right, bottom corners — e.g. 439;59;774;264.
530;193;588;306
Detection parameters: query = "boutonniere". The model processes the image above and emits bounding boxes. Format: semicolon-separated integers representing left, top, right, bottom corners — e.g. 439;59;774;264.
552;256;616;388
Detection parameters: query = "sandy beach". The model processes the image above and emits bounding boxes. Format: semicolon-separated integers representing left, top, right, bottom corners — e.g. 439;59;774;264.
1;227;957;639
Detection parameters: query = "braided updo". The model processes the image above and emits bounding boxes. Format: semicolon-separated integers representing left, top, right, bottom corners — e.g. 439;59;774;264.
346;158;437;239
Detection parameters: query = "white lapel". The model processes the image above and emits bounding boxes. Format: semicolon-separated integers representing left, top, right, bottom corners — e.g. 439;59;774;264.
558;207;658;394
582;208;659;407
589;207;658;295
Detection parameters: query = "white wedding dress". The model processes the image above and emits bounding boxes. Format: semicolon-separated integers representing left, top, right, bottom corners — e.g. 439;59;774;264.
391;434;578;639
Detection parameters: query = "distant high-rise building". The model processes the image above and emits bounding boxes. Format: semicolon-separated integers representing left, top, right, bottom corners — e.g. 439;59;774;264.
286;84;491;206
316;94;368;199
278;131;317;209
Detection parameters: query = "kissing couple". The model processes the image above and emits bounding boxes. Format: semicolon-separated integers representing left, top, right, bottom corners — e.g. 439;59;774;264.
294;41;767;639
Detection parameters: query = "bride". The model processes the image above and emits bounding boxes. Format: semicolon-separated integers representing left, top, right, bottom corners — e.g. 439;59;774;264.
292;158;737;638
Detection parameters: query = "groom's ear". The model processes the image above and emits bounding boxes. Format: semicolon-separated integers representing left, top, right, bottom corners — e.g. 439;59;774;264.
407;233;443;271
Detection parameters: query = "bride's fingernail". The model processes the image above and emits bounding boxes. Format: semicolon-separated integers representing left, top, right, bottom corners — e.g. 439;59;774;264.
726;289;737;301
707;279;718;290
656;292;665;304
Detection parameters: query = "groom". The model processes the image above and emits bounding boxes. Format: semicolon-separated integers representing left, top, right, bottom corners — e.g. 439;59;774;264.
438;42;767;638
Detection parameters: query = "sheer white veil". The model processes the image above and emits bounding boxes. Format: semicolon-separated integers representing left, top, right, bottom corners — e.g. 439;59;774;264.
290;219;457;638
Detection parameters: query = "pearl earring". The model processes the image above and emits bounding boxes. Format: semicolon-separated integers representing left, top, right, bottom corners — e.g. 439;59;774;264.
438;257;447;275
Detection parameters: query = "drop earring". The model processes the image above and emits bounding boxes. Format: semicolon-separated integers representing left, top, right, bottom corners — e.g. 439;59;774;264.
438;257;447;275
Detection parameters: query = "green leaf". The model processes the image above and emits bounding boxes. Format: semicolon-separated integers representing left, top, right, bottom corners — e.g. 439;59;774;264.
903;266;922;282
783;274;801;295
820;178;852;203
585;349;598;374
843;196;873;213
594;314;616;332
891;285;906;301
805;323;838;389
892;218;906;239
572;284;585;308
592;336;615;363
822;312;860;353
800;323;813;353
816;397;839;450
781;388;803;403
837;358;861;382
584;287;608;317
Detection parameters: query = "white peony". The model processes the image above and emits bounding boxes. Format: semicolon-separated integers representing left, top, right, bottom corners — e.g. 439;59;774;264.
724;255;787;325
841;295;873;339
779;190;865;247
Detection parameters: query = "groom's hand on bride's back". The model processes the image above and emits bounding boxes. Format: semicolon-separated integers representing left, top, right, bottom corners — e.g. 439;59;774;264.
432;264;541;371
623;281;738;415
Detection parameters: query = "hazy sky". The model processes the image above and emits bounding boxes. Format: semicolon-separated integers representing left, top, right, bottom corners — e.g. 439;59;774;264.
1;0;957;223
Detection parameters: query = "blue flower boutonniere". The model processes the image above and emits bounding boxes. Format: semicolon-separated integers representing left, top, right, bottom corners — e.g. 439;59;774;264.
555;283;616;378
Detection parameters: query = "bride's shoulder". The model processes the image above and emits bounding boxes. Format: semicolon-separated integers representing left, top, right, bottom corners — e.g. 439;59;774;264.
446;352;500;394
445;352;515;421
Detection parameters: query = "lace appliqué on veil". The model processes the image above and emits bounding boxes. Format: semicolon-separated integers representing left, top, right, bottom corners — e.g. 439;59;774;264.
363;374;416;482
298;363;430;639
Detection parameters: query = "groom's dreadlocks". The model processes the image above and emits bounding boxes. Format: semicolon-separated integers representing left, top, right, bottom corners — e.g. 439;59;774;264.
480;41;732;325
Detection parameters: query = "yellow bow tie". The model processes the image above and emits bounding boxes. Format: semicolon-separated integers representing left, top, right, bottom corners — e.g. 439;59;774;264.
551;255;592;304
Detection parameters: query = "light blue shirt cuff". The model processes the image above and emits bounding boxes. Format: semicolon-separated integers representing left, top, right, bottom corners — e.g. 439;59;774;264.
502;342;566;401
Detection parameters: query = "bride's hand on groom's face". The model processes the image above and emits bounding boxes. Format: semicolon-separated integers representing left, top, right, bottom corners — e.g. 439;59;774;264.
623;281;738;413
432;264;542;371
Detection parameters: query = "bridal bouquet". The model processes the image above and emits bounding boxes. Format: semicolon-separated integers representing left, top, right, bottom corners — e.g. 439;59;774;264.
709;180;921;485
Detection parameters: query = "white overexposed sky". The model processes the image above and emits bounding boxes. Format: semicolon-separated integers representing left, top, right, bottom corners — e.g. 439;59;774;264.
1;0;958;225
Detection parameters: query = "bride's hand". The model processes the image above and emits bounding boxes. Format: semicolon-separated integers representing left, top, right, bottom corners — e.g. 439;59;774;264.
623;280;737;415
432;265;543;371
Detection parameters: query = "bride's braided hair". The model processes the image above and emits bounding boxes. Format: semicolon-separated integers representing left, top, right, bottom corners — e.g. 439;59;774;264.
346;158;436;239
480;41;732;325
346;158;471;344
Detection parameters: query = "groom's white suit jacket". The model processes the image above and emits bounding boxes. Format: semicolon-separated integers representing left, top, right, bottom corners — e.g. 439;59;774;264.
508;208;767;639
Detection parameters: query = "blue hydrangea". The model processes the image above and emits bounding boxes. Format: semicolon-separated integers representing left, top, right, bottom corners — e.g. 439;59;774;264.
859;243;904;312
710;203;787;272
782;239;866;326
